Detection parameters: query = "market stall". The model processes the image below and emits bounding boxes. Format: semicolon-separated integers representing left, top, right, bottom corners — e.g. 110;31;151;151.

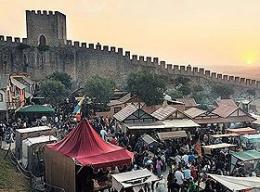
141;134;159;148
15;126;53;159
208;174;260;192
211;133;240;138
44;119;134;192
226;127;257;135
203;143;236;155
230;150;260;174
111;169;159;192
241;134;260;151
22;135;57;176
157;130;187;141
210;133;240;144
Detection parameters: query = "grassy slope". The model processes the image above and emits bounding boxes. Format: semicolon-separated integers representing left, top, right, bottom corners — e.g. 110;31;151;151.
0;149;30;191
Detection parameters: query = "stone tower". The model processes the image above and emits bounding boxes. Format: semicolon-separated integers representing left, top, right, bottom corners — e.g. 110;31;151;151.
26;10;67;47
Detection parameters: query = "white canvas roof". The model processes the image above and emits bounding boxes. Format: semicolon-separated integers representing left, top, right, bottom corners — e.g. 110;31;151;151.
203;143;236;150
208;174;260;191
211;133;239;138
141;134;158;145
125;122;165;130
16;126;51;133
23;135;57;146
157;131;187;141
111;169;159;191
125;119;199;130
163;119;199;128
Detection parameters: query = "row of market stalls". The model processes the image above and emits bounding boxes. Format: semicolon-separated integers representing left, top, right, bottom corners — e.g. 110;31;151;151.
114;104;200;132
113;98;256;133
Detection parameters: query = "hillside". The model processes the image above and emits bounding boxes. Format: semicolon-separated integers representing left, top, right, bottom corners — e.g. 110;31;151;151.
0;149;30;192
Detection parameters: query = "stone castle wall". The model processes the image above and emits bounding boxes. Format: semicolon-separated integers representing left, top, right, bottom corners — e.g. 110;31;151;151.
0;35;260;90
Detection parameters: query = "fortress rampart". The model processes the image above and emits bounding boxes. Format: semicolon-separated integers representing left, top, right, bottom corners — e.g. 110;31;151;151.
0;35;259;89
0;10;259;90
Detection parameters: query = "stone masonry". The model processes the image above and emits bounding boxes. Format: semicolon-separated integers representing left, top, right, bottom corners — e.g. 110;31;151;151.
0;10;259;90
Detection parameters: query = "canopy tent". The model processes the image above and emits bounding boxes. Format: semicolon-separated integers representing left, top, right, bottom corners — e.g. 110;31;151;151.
203;143;236;155
46;119;134;168
157;131;187;141
226;127;257;135
208;174;260;191
111;169;159;192
241;134;260;144
230;150;260;173
45;119;134;192
17;105;55;114
232;150;260;162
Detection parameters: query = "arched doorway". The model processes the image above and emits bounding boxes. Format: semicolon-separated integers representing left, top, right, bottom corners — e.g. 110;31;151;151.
39;35;47;46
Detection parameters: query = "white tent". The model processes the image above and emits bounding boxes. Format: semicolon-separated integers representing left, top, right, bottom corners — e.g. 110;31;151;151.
208;174;260;191
111;169;159;192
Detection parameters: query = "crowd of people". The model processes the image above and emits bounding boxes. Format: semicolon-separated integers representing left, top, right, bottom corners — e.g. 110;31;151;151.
0;104;259;192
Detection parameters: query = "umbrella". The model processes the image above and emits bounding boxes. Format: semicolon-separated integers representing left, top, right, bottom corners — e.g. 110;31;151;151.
17;105;55;114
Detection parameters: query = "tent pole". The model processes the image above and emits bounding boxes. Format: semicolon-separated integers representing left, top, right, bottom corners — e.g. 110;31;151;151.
77;166;84;175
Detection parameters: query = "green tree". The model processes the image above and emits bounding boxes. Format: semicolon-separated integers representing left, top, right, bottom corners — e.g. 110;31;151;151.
127;71;166;106
166;89;183;99
40;80;67;106
175;77;191;86
84;76;115;109
48;72;72;89
212;84;234;99
178;84;191;96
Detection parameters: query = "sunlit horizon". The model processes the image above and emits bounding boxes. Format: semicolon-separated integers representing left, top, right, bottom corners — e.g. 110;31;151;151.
0;0;260;79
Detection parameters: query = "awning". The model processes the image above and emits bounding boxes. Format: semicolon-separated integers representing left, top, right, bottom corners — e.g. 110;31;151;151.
232;150;260;161
125;122;165;130
226;127;257;135
208;174;260;191
211;133;240;138
203;143;236;150
125;119;199;130
17;105;55;114
111;169;159;192
157;131;187;141
241;134;260;144
141;134;158;145
163;119;199;128
203;143;236;154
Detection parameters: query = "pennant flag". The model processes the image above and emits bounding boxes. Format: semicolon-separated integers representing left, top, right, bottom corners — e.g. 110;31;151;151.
72;96;85;115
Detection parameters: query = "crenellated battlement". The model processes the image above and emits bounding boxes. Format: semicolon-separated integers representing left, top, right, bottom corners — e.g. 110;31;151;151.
26;10;64;16
1;10;259;90
61;39;260;88
1;33;258;89
0;35;24;44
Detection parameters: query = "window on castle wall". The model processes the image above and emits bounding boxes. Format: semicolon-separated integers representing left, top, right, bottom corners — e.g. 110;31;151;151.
0;93;3;102
39;35;47;46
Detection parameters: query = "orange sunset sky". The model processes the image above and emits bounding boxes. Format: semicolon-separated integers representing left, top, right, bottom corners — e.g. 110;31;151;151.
0;0;259;79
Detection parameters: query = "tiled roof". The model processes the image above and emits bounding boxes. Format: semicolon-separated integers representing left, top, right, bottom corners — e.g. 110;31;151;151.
176;98;198;108
108;93;132;107
184;107;207;118
216;99;238;107
113;104;138;122
212;99;239;118
151;106;177;121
